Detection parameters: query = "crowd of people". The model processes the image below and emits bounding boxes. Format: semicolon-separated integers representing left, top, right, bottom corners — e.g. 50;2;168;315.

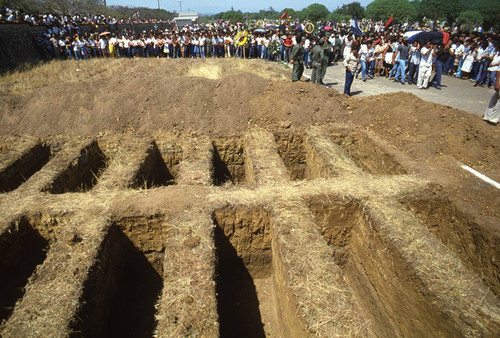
0;7;164;26
2;6;499;124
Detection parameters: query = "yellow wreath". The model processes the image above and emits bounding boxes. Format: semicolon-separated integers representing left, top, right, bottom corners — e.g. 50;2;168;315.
304;22;315;34
234;31;249;46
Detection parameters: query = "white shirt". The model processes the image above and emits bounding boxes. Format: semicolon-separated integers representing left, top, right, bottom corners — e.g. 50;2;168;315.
455;44;465;59
359;44;368;61
488;54;500;72
410;46;420;65
420;47;433;67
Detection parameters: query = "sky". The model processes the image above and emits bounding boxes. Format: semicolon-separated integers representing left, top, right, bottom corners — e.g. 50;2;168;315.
106;0;374;15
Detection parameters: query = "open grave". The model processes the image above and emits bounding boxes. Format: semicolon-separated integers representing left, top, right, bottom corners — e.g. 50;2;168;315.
0;215;63;322
309;196;462;337
213;206;283;337
71;216;166;337
212;138;246;186
0;144;52;192
44;141;107;194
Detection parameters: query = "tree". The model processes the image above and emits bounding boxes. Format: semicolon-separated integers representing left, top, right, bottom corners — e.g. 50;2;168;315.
418;0;467;24
469;0;500;30
301;3;329;22
458;10;483;30
332;1;365;19
366;0;414;22
329;12;351;23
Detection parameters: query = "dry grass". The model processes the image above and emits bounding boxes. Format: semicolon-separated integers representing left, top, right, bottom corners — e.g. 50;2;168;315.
0;57;288;97
184;58;289;81
0;59;128;96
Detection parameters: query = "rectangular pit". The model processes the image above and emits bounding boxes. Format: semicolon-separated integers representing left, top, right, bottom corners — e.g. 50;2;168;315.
274;133;307;180
309;197;461;337
131;141;182;189
404;195;500;296
0;215;62;322
213;207;280;337
45;141;107;194
72;216;166;337
212;138;246;186
331;132;406;175
0;144;52;192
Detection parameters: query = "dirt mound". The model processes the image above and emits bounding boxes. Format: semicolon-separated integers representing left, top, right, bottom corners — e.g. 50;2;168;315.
0;62;344;137
343;92;500;175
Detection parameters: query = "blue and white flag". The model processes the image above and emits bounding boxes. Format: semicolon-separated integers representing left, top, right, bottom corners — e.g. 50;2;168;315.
350;16;363;36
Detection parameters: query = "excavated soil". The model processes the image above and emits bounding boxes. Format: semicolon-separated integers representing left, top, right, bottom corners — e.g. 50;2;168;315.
0;58;499;337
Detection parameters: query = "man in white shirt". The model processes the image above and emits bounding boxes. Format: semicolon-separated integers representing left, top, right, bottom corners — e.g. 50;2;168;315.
343;47;359;96
474;41;490;86
408;41;420;85
417;41;435;89
455;41;466;78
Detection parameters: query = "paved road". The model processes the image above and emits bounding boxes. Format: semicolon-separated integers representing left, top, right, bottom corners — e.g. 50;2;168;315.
302;63;494;117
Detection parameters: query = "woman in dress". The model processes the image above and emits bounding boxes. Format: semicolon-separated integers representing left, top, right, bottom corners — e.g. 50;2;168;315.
460;43;476;80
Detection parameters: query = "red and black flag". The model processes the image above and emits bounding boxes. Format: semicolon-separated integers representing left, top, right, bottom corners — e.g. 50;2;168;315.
384;15;393;30
280;11;288;21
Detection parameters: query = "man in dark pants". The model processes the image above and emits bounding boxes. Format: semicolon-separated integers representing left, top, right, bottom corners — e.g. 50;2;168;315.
343;47;359;96
290;36;305;82
311;38;325;84
431;40;453;90
319;34;331;85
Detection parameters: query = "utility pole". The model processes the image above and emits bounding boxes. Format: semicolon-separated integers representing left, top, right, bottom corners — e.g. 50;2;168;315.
178;1;182;13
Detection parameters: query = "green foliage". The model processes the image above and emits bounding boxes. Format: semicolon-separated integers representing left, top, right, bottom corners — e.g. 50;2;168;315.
418;0;467;23
366;0;414;22
329;12;351;23
458;10;483;30
469;0;500;30
301;3;330;22
332;1;365;19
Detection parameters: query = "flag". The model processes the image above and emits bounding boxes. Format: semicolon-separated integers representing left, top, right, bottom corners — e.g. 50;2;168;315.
384;15;393;29
280;11;288;21
350;16;363;36
244;15;247;19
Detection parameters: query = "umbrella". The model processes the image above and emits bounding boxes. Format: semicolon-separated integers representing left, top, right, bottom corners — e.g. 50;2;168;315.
254;28;266;33
324;26;333;31
266;24;278;29
236;22;243;25
99;31;111;36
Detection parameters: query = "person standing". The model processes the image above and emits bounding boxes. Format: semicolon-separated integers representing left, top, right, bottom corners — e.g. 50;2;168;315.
343;47;359;96
408;41;420;85
394;40;410;85
311;38;325;84
483;69;500;125
290;36;305;82
417;41;436;89
431;41;453;89
319;35;331;85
